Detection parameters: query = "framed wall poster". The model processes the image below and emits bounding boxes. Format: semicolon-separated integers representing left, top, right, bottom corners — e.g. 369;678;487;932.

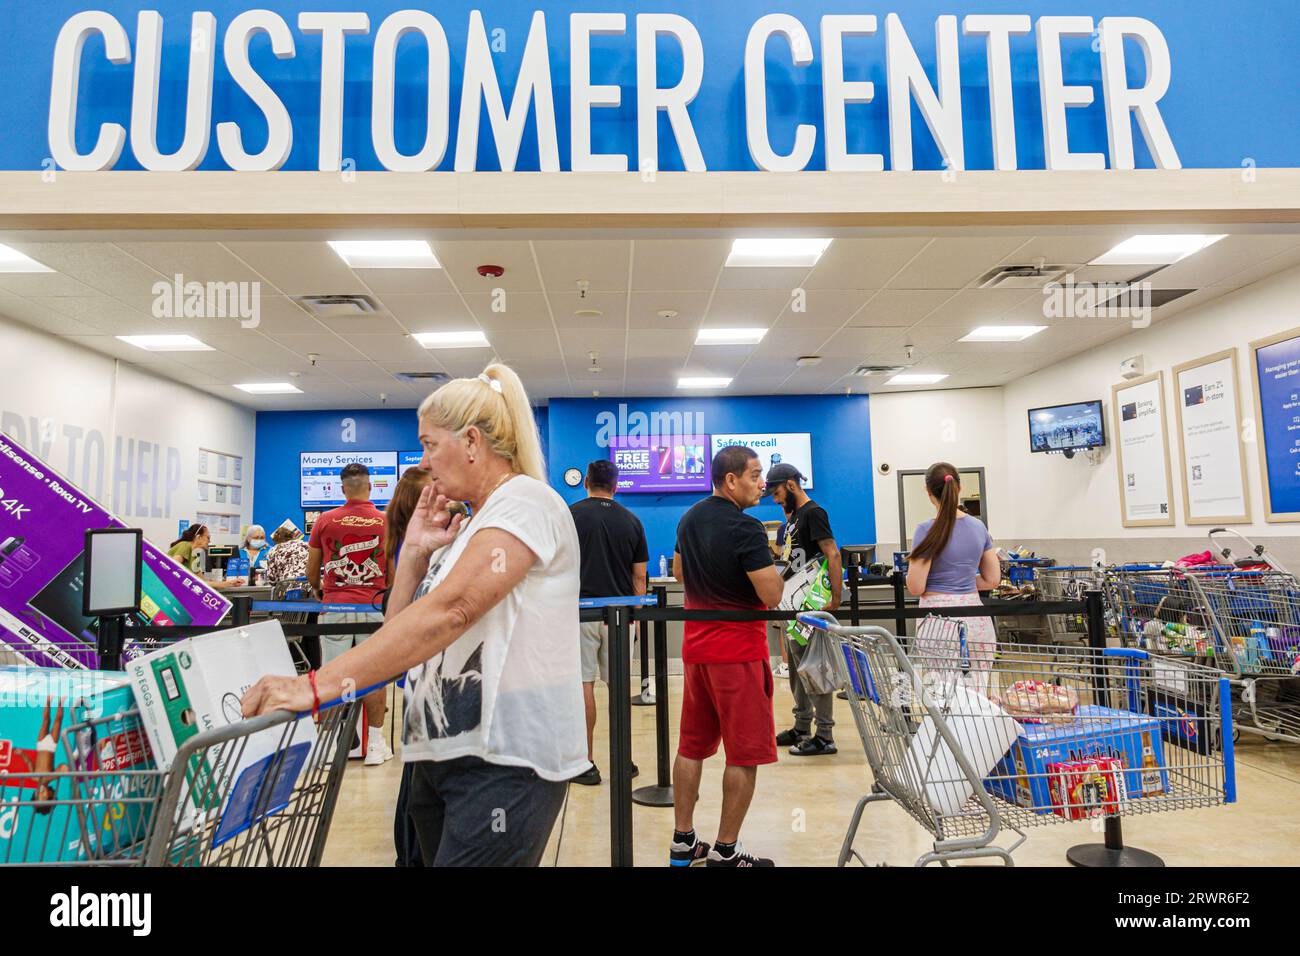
1112;372;1176;528
1250;326;1300;522
1172;349;1251;525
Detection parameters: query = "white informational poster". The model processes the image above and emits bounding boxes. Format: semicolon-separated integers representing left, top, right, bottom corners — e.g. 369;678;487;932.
1112;373;1175;527
1174;350;1250;524
710;433;813;489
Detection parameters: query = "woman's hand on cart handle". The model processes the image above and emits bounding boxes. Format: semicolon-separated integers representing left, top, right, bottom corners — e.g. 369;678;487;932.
242;673;315;717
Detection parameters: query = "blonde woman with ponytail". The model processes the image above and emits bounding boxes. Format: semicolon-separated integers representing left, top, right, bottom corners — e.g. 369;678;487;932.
904;462;1001;693
243;363;585;866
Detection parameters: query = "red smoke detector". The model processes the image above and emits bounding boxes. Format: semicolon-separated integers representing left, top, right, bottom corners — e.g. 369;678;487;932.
477;264;505;278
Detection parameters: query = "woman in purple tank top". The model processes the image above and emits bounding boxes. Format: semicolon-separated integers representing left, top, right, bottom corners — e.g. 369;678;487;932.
905;462;1001;692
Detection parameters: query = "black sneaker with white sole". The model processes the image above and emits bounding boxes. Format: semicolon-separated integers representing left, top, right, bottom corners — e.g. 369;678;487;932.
571;763;601;786
669;832;711;867
789;735;837;756
706;843;775;868
775;727;807;747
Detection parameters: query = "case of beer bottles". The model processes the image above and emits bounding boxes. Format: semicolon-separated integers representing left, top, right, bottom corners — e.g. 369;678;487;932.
986;705;1168;813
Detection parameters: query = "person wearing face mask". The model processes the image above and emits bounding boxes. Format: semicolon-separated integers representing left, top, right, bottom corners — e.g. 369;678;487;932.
765;463;842;758
239;524;270;583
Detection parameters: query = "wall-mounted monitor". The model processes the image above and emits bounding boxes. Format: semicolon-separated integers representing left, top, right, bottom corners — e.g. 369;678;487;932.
1028;401;1106;454
710;433;813;489
300;452;399;508
609;435;711;493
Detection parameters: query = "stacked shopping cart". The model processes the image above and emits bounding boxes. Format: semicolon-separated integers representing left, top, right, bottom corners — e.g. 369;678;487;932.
801;612;1234;867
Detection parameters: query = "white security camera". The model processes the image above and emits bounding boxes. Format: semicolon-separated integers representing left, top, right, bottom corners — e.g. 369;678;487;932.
877;462;892;476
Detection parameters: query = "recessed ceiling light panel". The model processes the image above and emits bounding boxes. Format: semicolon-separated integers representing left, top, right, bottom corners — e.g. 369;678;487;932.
1090;235;1226;266
235;382;302;394
677;376;732;390
329;240;441;269
0;244;53;273
413;330;490;349
117;334;213;352
726;238;833;268
887;373;949;386
959;326;1046;343
695;327;767;345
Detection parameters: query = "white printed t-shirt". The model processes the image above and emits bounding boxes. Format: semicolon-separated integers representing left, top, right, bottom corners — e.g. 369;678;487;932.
400;474;586;781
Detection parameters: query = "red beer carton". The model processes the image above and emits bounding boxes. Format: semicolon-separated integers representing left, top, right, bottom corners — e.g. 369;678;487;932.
1046;755;1127;820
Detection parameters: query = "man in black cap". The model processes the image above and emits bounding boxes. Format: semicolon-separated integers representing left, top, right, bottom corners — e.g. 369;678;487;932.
766;463;842;756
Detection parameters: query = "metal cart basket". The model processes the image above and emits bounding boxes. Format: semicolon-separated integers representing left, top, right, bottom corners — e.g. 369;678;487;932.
800;612;1234;867
2;693;359;867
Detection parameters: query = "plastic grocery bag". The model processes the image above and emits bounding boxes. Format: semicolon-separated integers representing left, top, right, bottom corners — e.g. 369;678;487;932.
781;558;834;647
907;685;1022;816
796;627;842;697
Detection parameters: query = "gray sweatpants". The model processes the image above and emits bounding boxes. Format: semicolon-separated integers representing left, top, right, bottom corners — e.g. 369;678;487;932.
787;634;835;741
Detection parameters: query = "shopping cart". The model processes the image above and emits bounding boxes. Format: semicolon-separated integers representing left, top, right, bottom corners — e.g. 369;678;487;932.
1;688;361;866
1208;527;1295;579
1034;566;1100;645
268;577;316;674
800;612;1234;867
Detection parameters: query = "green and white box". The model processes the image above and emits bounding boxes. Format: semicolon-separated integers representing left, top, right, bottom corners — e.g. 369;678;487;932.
126;621;315;821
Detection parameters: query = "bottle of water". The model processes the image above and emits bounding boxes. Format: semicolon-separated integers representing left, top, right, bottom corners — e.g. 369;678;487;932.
659;554;668;578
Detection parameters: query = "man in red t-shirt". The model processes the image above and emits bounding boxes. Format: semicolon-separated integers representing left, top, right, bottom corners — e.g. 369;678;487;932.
668;446;783;867
308;462;391;765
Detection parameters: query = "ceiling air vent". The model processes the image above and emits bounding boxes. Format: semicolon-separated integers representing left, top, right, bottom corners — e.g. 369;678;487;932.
392;371;451;385
1097;287;1197;312
976;262;1071;290
292;293;381;318
851;365;907;377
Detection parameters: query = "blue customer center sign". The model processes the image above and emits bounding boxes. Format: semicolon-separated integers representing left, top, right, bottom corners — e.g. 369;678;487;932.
0;0;1296;173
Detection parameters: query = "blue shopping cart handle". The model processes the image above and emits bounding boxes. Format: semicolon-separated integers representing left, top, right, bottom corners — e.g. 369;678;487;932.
578;595;661;608
797;613;833;631
1103;647;1150;661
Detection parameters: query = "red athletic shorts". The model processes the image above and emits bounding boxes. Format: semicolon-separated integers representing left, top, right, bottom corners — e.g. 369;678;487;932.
678;661;777;766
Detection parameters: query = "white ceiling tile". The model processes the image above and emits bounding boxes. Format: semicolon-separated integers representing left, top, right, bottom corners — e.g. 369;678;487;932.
0;294;101;335
463;291;553;330
1147;235;1300;290
548;291;629;329
2;243;167;300
346;333;433;363
629;291;711;329
316;314;408;335
263;332;364;360
377;292;480;328
802;238;931;290
912;288;1040;328
0;272;98;297
706;289;793;324
431;241;541;293
847;290;951;327
626;329;693;360
534;240;631;292
774;289;875;328
222;241;369;295
352;268;454;294
114;241;265;285
631;239;730;290
886;237;1031;290
491;330;565;363
715;265;810;291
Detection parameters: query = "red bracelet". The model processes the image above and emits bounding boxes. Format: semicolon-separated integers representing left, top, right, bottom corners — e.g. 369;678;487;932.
308;670;321;721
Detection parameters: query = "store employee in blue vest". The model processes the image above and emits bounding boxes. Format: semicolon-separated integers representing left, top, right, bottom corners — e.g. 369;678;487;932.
569;459;648;786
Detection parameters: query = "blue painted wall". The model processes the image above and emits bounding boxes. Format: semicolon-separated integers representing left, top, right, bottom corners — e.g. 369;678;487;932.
546;395;874;565
253;405;548;531
4;1;1298;171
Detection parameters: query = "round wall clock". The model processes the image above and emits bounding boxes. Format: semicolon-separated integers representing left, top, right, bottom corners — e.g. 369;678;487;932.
563;467;583;487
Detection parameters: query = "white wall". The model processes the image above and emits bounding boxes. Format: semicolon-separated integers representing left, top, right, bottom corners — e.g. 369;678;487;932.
1002;263;1300;546
869;387;1007;553
869;263;1300;563
0;317;256;548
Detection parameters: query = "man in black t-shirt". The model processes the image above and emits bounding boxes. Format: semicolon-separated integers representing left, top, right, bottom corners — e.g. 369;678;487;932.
766;463;842;757
569;460;648;786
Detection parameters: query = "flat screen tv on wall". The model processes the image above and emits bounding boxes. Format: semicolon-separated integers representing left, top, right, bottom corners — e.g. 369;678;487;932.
1028;401;1106;454
608;435;711;493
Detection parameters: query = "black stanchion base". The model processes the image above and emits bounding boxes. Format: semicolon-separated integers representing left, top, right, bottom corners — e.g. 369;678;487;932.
1066;843;1165;867
632;784;674;807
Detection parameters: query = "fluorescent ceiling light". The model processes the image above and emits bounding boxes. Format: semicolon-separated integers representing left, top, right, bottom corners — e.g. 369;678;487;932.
1090;234;1226;266
726;238;832;268
329;240;441;269
116;334;213;352
0;244;53;273
235;382;302;395
960;326;1046;343
695;327;767;346
887;373;949;386
677;376;732;390
413;330;490;349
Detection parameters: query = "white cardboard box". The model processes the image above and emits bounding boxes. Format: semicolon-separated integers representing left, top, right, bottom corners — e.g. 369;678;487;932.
126;620;316;830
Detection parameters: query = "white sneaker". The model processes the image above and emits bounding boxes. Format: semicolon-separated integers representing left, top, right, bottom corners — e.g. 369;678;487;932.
364;732;394;766
773;662;790;679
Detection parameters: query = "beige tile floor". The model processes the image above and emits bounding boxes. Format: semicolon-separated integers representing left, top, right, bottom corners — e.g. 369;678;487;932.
321;676;1300;867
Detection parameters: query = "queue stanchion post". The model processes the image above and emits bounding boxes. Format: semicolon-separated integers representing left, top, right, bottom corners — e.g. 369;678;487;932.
632;614;654;706
847;564;860;626
231;595;252;627
892;571;907;647
606;602;635;867
634;587;673;807
1067;588;1164;868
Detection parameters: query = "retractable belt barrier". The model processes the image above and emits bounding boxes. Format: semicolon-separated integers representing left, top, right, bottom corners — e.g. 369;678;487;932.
98;582;1101;869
